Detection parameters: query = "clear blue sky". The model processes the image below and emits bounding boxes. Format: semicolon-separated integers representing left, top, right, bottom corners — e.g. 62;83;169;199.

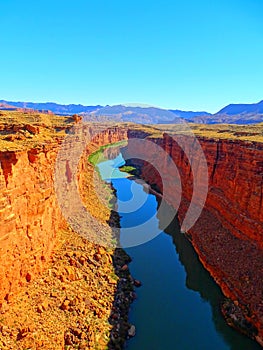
0;0;262;113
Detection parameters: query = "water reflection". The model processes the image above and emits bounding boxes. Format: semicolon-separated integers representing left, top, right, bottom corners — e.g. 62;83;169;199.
97;148;261;350
157;200;261;350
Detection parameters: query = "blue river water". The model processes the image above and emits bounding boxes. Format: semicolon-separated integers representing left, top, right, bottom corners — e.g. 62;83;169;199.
97;152;261;350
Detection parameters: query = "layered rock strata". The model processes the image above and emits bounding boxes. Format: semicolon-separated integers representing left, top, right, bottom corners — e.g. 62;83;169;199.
125;130;263;345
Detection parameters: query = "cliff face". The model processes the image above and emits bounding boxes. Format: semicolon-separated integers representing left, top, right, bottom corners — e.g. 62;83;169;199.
0;125;129;303
0;145;66;301
125;130;263;344
77;126;128;232
0;122;132;349
127;131;263;245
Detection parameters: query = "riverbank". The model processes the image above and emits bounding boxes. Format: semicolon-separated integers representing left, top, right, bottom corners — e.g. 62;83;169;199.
79;145;137;349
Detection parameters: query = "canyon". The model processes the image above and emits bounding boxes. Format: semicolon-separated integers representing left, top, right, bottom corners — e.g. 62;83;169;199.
124;128;263;346
0;111;262;347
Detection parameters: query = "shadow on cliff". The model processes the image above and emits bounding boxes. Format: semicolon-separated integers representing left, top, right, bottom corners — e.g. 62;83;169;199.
157;200;262;350
99;144;261;350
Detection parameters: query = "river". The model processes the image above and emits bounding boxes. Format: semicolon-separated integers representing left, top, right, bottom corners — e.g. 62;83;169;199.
96;150;261;350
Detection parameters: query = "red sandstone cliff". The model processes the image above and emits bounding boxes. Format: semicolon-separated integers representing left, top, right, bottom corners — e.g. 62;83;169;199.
0;124;128;303
139;133;263;246
125;130;263;345
0;145;67;301
0;121;132;349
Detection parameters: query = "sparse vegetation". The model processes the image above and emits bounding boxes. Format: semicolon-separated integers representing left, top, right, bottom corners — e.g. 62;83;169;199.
0;110;75;151
119;165;137;175
88;141;127;166
156;123;263;142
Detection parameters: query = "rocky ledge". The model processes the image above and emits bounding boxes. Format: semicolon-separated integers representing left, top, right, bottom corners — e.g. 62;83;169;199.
0;224;136;349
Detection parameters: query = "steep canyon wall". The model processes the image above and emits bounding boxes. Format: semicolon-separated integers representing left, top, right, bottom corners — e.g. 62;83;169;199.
125;130;263;344
0;145;66;301
0;124;128;304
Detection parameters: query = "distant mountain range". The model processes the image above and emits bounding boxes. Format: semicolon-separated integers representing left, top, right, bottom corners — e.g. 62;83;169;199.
0;100;102;115
88;105;194;124
0;99;262;125
188;100;263;124
217;100;263;115
168;109;212;119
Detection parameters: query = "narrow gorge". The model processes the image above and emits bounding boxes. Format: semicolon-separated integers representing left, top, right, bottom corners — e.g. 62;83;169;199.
0;111;262;348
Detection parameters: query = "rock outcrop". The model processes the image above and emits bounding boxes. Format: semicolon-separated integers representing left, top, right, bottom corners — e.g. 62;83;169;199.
0;144;66;301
